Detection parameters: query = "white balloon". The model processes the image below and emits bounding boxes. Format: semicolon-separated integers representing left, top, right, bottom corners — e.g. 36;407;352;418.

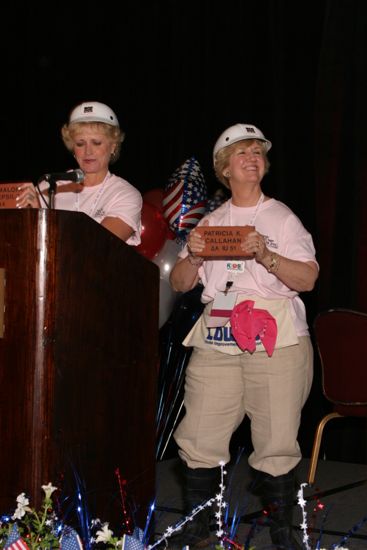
153;238;183;327
153;238;183;282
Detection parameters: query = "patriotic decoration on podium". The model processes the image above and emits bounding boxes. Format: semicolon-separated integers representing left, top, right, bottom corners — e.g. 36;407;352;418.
162;157;207;240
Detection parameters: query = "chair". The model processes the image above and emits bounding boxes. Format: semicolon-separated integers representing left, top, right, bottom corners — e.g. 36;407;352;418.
307;308;367;485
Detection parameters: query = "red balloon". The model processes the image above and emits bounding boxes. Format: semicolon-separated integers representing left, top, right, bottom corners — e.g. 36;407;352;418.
143;188;164;212
136;201;169;260
166;228;176;240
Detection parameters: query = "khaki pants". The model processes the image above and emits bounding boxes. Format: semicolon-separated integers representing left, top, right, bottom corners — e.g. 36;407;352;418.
174;336;313;477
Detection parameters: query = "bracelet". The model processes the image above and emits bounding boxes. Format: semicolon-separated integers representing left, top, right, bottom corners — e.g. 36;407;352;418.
267;253;281;274
187;253;204;267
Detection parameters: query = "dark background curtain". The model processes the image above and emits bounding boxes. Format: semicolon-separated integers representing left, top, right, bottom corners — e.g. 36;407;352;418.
1;0;366;462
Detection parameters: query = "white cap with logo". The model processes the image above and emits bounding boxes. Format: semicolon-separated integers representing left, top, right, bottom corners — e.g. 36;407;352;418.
69;101;119;127
213;123;272;163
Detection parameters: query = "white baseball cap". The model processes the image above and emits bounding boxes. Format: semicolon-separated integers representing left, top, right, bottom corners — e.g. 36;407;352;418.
213;123;272;163
69;101;119;127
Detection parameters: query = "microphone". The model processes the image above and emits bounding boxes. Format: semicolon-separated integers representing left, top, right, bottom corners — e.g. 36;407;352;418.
43;169;85;184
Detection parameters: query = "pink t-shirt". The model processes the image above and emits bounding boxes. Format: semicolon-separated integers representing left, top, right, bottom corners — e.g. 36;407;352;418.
39;172;142;245
179;198;319;335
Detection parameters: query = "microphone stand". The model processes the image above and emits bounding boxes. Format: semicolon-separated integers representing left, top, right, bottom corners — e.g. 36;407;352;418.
47;177;57;209
36;175;57;210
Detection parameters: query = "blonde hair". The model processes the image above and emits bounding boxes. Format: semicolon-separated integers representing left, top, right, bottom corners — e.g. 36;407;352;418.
61;121;125;164
214;139;270;188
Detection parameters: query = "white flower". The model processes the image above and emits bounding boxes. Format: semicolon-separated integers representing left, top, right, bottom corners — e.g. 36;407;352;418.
16;493;29;506
42;482;58;499
95;523;114;543
12;493;31;520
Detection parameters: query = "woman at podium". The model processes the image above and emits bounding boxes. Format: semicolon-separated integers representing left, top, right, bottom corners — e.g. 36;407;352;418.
16;101;142;244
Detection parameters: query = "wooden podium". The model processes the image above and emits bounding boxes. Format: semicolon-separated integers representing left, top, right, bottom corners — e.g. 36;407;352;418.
0;209;159;529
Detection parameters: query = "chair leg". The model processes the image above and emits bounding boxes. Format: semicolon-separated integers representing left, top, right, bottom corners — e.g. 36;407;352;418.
307;412;343;485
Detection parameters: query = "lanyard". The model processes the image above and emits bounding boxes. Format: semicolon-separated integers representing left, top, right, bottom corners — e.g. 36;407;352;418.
225;192;264;290
228;192;264;226
75;173;109;217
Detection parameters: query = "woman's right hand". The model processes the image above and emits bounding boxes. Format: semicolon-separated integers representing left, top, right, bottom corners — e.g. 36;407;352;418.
187;220;208;258
16;183;41;209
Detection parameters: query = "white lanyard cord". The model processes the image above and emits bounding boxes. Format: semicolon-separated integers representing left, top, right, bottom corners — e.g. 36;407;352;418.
228;192;264;226
75;173;109;217
225;192;264;290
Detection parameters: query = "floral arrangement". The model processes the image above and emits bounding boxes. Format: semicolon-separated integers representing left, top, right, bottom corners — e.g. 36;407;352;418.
0;483;82;550
0;481;150;550
0;475;358;550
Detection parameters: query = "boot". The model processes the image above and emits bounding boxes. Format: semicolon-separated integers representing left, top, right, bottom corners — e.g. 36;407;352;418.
166;462;221;549
249;468;302;550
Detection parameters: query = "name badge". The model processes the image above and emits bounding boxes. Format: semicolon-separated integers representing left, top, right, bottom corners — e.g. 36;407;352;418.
226;261;245;273
210;291;237;316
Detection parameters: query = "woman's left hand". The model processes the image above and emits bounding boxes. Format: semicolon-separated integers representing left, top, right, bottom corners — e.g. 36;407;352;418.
241;230;268;261
16;183;41;209
241;229;319;291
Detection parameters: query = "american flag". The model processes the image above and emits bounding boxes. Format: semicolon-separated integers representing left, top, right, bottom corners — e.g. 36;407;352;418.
59;526;83;550
120;532;145;550
162;157;207;239
4;525;29;550
132;526;144;541
205;188;228;213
